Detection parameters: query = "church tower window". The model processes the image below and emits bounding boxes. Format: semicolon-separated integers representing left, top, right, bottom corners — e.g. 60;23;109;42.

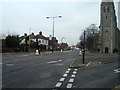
104;6;109;12
106;16;107;19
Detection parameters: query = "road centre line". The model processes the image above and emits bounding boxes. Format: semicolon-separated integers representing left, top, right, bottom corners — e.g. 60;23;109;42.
55;68;77;88
59;78;65;82
71;74;76;78
74;69;77;71
66;83;73;88
63;74;68;77
55;82;62;87
69;78;74;83
73;71;77;74
65;71;69;74
68;68;71;71
47;60;62;64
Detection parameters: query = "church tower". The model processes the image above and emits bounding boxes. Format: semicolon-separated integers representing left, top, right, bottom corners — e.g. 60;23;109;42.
100;0;119;53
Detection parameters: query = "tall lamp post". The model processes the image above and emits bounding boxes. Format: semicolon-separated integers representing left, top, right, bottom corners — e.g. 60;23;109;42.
46;16;62;53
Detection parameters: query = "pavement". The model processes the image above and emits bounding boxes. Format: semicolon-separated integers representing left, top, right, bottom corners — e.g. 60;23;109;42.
69;52;120;89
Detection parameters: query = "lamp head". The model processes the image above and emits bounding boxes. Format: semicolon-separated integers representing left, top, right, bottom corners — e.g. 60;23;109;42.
59;16;62;18
46;17;49;19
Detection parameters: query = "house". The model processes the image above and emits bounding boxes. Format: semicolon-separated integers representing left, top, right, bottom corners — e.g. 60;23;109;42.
46;36;58;50
20;31;58;51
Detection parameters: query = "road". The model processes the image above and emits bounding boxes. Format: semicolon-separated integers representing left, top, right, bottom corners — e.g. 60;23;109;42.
2;51;120;89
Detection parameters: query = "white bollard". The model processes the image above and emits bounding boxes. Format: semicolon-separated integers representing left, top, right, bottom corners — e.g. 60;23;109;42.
36;50;39;55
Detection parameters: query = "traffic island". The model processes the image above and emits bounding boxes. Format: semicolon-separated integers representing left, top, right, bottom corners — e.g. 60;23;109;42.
112;85;120;90
69;59;86;68
69;58;114;68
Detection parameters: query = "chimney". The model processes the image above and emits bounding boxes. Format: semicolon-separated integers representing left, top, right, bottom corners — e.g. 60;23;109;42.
39;31;42;35
24;33;27;36
32;33;34;35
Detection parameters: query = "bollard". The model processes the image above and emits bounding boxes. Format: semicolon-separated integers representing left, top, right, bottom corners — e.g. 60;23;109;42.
36;50;39;56
79;51;82;56
61;49;63;52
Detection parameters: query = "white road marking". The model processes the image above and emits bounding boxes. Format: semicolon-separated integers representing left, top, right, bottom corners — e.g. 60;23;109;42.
71;75;76;78
47;61;57;64
59;78;65;82
55;82;62;87
6;64;14;66
63;74;68;77
47;60;62;64
58;60;62;62
66;83;73;88
73;71;77;74
69;78;74;83
68;68;71;71
23;55;28;56
86;62;91;66
65;71;69;74
74;69;77;71
114;68;120;73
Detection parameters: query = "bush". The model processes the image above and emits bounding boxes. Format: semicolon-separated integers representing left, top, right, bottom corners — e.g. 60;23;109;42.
6;35;20;48
113;48;118;53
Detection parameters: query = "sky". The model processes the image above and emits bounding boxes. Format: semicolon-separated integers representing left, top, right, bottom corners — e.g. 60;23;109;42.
0;0;119;45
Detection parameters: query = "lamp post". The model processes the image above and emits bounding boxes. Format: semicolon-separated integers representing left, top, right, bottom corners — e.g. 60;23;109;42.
82;31;86;64
46;16;62;53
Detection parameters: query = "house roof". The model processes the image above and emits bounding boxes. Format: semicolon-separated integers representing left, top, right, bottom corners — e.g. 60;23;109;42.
36;34;48;40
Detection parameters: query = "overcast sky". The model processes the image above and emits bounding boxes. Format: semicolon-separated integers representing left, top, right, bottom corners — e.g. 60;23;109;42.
1;0;119;45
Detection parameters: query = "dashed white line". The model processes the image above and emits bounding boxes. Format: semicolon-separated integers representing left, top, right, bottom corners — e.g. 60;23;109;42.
65;71;69;74
71;74;76;78
66;83;73;88
74;69;77;71
59;78;65;82
55;68;78;88
55;82;62;87
47;60;62;64
73;71;77;74
47;61;57;64
58;60;62;62
68;68;71;71
69;78;74;83
63;74;68;77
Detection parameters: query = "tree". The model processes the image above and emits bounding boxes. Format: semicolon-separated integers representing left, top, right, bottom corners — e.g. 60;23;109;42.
80;24;100;51
6;35;20;48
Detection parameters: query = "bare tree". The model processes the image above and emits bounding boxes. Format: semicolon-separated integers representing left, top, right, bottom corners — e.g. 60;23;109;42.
80;24;100;51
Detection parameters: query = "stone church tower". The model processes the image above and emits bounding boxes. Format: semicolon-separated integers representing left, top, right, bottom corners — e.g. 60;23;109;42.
100;0;119;53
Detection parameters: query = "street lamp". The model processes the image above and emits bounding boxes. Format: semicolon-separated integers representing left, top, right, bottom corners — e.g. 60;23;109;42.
46;15;62;53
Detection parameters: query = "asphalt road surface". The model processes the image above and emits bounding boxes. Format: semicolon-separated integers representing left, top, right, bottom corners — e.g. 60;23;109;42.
2;51;120;89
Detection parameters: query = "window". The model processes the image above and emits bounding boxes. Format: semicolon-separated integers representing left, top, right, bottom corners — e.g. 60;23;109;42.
106;16;107;19
104;6;109;12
